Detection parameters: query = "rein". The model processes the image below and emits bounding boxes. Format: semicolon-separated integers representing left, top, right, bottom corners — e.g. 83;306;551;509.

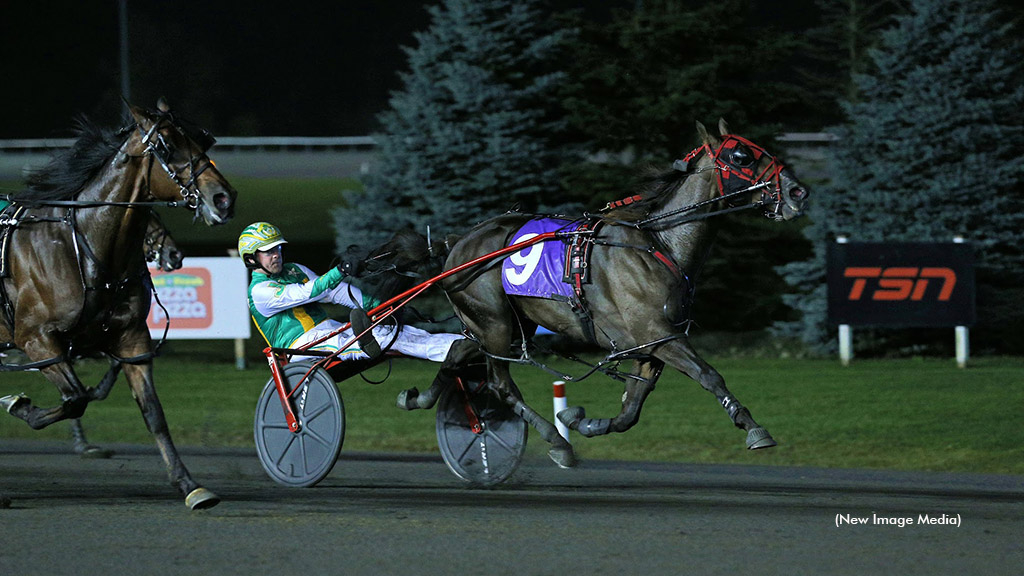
631;181;771;230
0;195;196;209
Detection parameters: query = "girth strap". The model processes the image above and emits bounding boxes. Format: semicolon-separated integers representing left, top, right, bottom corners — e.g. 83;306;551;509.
0;353;66;372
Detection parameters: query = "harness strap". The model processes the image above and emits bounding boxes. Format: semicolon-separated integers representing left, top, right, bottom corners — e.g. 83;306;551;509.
601;195;644;211
0;204;28;328
559;219;603;346
0;353;66;372
651;249;681;279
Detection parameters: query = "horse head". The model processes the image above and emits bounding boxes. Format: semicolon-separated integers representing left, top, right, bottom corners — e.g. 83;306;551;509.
127;100;237;226
144;215;184;272
695;119;808;221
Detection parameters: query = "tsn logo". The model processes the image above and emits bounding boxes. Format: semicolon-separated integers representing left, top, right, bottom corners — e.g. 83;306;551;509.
843;267;957;302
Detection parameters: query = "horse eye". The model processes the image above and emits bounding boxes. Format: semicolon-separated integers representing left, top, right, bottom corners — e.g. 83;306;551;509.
730;147;754;167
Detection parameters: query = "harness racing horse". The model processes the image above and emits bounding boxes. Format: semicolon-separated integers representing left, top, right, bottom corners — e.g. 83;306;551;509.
0;101;235;508
68;213;185;458
378;120;808;467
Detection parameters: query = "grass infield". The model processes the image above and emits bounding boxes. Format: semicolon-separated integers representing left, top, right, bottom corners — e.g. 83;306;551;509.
2;342;1021;476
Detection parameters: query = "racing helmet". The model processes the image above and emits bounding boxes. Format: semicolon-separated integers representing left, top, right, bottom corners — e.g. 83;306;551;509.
238;222;287;269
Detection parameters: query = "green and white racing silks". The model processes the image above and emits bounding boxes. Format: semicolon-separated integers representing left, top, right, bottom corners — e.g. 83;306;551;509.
248;262;366;348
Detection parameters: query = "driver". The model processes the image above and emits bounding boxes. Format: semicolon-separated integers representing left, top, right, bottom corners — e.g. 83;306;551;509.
238;222;463;363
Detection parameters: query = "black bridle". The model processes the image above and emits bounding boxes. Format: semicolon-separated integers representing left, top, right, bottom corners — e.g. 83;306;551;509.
135;111;217;211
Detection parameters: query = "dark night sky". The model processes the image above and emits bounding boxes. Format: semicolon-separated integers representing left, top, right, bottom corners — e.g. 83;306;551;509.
0;0;437;138
1;1;633;139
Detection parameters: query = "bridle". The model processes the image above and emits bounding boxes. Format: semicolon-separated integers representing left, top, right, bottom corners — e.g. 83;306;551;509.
624;134;790;230
684;134;786;211
136;111;217;211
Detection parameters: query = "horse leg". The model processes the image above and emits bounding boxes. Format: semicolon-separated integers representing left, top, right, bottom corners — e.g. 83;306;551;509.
69;418;114;459
1;334;90;429
654;338;777;450
557;358;665;437
485;357;577;468
397;338;478;411
67;358;121;458
120;361;219;509
87;357;122;401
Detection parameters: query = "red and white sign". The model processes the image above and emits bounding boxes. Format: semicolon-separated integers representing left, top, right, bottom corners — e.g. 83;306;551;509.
147;257;251;340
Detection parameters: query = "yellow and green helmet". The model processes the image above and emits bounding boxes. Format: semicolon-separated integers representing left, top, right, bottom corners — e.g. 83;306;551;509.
238;222;287;266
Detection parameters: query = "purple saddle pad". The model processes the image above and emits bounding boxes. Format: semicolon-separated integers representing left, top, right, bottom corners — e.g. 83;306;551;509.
501;218;576;300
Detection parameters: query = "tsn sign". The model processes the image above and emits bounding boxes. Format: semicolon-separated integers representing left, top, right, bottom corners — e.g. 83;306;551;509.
827;242;975;327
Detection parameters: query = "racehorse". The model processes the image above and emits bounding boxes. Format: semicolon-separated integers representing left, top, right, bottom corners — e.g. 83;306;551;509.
371;120;808;467
0;101;235;508
68;212;185;458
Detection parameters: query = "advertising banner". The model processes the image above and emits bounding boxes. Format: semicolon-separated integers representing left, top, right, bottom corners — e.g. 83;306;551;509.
147;257;251;339
827;242;975;328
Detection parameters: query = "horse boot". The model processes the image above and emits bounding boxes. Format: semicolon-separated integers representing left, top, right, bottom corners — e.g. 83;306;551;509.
557;406;612;437
349;307;382;360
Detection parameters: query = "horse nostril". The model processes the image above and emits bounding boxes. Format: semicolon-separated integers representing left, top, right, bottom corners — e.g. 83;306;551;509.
789;187;807;201
213;193;232;210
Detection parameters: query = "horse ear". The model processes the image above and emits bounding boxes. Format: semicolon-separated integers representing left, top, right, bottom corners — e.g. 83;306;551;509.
128;103;151;127
696;120;719;148
696;120;709;142
156;98;170;113
718;118;730;136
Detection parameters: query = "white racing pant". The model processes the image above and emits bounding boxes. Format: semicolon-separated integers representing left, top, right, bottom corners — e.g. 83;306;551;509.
290;319;463;363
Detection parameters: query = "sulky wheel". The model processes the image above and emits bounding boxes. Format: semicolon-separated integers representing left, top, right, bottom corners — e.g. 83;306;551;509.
435;379;528;486
254;361;344;488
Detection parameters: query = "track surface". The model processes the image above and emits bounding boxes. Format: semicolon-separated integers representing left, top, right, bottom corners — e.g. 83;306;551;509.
1;439;1021;575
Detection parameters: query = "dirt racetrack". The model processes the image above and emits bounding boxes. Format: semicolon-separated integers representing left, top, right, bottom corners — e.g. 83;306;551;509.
1;439;1021;576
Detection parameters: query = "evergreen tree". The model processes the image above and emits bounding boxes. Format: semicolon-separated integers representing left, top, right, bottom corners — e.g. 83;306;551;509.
334;0;573;251
776;0;1024;353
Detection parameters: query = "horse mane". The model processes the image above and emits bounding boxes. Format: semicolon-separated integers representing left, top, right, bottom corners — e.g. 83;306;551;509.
19;116;128;201
603;166;689;221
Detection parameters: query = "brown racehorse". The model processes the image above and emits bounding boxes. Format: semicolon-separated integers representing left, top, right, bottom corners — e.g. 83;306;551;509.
0;101;235;509
370;120;808;468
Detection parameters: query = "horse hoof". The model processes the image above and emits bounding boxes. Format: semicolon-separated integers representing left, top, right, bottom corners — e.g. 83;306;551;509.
746;427;777;450
556;406;585;428
548;445;577;469
397;388;419;411
185;487;220;510
78;445;115;459
0;393;29;414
